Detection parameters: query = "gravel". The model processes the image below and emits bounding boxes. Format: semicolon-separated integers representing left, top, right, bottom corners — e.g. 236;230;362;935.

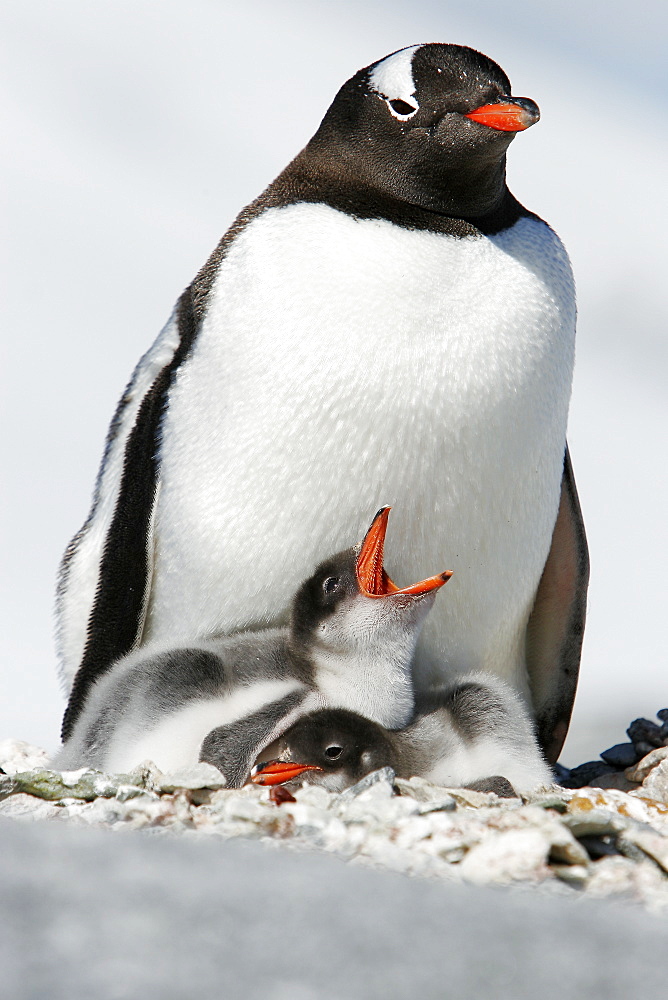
3;736;668;912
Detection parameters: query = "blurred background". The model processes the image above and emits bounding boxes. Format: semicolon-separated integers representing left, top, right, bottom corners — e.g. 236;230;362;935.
1;0;666;764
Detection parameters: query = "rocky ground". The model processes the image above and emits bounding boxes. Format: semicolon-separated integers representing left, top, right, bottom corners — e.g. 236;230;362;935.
3;711;668;915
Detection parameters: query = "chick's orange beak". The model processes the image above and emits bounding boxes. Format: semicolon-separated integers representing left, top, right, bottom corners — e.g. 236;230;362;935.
250;760;324;786
355;507;452;598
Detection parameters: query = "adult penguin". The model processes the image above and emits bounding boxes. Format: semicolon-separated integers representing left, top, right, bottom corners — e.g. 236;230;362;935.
57;43;588;762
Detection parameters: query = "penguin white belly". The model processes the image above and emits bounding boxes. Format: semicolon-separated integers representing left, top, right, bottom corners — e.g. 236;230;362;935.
146;203;576;694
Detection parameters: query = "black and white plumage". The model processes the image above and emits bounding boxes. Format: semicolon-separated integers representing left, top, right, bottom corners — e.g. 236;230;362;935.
247;675;552;795
53;509;450;777
57;43;588;762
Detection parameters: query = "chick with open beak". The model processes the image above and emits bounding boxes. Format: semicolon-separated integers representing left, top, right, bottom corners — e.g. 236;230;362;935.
287;506;452;731
202;506;452;786
56;505;451;785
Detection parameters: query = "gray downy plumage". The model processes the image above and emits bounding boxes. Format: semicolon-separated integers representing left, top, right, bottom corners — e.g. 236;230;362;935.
54;510;450;776
246;673;551;795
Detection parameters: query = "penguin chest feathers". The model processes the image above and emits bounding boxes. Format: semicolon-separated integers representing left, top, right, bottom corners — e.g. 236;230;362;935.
149;202;576;682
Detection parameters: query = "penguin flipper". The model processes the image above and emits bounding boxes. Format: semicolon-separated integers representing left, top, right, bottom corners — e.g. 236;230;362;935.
59;290;199;739
526;446;589;764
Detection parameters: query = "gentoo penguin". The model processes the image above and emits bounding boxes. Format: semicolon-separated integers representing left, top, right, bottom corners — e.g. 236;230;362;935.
57;43;588;763
247;675;551;796
53;508;451;777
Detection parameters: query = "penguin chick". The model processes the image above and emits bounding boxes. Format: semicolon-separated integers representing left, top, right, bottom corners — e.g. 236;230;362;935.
250;708;399;794
54;507;450;779
396;674;552;794
249;674;551;796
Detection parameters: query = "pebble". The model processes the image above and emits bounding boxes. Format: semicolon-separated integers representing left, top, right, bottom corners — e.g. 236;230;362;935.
624;829;668;874
394;777;458;813
600;743;639;769
627;718;665;749
562;806;625;840
337;767;396;801
552;863;589;886
525;790;570;812
458;828;551;885
559;760;616;789
157;763;227;793
635;759;668;805
589;772;640;792
626;747;668;783
577;836;619;860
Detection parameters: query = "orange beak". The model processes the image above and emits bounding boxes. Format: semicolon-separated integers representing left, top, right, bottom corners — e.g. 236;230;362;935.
250;760;324;786
355;507;452;598
464;97;540;132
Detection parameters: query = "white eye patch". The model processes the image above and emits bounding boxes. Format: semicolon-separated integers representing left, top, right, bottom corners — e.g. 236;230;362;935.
369;45;421;120
385;97;419;121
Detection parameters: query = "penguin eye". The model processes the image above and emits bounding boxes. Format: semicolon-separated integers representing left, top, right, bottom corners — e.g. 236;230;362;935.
388;98;417;117
322;576;341;595
325;745;343;760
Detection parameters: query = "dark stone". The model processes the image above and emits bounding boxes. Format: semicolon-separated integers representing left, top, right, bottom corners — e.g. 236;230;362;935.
557;761;615;789
659;723;668;743
463;776;518;798
578;836;620;860
627;718;664;749
615;835;649;864
633;741;657;758
589;773;640;792
600;744;639;769
656;709;668;722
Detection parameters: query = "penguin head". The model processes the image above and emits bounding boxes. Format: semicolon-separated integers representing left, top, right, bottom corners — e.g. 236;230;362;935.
305;43;539;217
290;506;452;665
251;708;397;793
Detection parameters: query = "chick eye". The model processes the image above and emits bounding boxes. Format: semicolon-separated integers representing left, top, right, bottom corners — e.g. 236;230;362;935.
325;745;343;760
323;576;341;595
388;98;417;117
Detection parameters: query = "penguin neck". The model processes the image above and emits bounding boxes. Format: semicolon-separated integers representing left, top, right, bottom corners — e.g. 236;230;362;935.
422;156;508;218
288;628;416;730
265;146;525;237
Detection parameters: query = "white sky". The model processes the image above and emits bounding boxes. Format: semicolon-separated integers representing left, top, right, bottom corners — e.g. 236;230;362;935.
1;0;666;764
